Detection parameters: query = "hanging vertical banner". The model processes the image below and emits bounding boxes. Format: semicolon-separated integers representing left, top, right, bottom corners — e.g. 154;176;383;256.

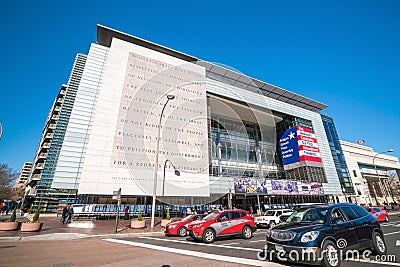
279;126;322;166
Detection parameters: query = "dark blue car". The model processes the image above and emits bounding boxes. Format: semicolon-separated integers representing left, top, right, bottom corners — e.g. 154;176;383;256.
262;203;386;267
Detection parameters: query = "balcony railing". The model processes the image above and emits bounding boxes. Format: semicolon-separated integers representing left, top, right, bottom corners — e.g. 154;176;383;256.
36;163;45;169
38;153;48;158
32;174;41;180
27;188;37;196
42;142;51;148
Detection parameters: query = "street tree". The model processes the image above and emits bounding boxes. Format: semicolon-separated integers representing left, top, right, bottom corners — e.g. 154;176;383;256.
0;163;17;200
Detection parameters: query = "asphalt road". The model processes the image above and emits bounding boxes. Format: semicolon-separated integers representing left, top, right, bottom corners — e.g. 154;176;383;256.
108;215;400;267
1;216;399;266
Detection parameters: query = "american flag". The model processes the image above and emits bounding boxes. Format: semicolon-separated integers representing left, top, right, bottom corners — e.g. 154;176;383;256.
356;140;365;144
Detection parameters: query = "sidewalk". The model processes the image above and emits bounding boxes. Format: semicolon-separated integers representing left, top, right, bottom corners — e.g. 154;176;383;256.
0;213;165;241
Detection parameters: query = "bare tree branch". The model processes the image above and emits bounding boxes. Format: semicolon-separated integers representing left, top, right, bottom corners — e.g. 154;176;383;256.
0;163;17;200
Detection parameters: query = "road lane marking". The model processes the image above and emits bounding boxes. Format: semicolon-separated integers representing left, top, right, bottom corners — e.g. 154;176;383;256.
396;240;400;246
381;223;400;227
103;238;283;267
250;240;265;243
384;230;400;236
223;242;240;245
346;259;400;266
138;236;260;251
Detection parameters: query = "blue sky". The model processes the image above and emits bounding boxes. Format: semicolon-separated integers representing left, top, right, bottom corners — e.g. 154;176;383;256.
0;1;399;171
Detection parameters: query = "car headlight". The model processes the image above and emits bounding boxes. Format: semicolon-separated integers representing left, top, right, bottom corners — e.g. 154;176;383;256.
169;225;176;229
300;231;320;243
191;223;203;228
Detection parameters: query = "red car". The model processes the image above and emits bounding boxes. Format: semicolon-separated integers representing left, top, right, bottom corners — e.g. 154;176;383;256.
164;214;206;237
186;209;256;243
368;207;389;222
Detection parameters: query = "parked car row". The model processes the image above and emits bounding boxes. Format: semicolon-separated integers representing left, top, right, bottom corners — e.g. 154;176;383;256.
163;203;389;267
165;209;257;243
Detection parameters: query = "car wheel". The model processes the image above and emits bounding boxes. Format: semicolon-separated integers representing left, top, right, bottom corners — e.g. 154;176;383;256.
321;240;340;267
178;226;187;237
202;228;215;243
269;221;276;229
371;231;387;255
242;225;252;239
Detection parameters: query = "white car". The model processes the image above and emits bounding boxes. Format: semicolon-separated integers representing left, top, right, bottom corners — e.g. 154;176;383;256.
254;209;291;228
278;210;293;223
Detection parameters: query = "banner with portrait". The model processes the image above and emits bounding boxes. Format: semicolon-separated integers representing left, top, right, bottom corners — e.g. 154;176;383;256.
301;182;324;195
271;180;299;194
234;177;268;194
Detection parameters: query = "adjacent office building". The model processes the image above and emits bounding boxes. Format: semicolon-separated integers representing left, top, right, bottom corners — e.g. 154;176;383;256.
26;25;345;212
340;141;400;205
15;162;32;187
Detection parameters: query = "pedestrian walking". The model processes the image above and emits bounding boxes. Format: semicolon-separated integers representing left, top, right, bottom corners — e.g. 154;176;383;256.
61;206;68;224
124;206;129;220
67;204;74;223
5;205;11;215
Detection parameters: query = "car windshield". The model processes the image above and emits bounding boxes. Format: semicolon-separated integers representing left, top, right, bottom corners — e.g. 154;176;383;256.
182;215;193;221
264;210;275;216
286;207;328;224
204;212;219;221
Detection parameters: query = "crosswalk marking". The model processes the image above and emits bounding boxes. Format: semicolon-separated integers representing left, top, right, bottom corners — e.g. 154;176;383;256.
103;238;283;267
250;240;265;243
384;230;400;236
138;236;260;251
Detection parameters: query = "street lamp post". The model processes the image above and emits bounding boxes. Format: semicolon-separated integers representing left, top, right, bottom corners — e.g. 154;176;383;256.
150;94;175;229
162;159;180;196
372;149;394;206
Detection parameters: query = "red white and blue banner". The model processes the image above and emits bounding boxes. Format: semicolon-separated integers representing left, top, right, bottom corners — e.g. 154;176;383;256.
279;126;322;165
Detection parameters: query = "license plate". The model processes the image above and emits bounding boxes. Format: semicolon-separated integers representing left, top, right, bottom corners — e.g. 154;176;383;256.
275;244;284;252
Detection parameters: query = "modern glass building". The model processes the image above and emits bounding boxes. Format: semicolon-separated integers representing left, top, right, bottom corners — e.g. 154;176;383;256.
321;114;355;201
25;25;344;213
26;54;87;211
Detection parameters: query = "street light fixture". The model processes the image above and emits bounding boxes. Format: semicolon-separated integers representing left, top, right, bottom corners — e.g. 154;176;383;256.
151;94;175;228
372;149;394;206
162;159;180;196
